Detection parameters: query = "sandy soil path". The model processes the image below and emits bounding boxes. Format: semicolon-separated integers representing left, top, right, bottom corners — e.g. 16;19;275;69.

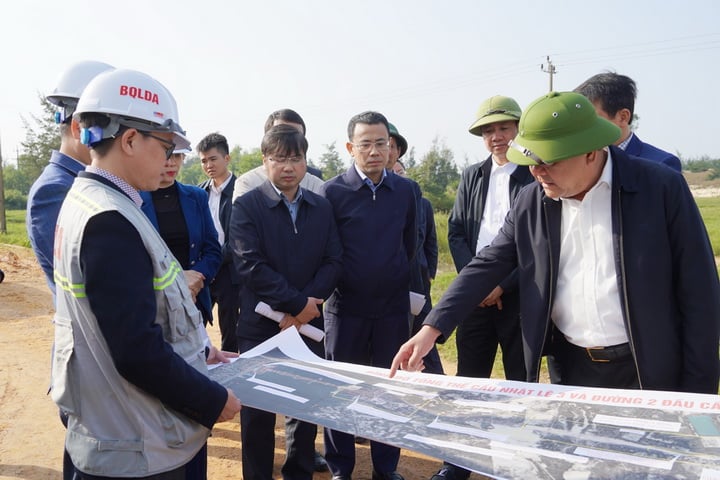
0;244;444;480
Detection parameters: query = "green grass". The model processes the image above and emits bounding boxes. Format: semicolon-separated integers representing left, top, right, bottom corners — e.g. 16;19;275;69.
0;210;31;247
3;203;719;382
696;197;720;256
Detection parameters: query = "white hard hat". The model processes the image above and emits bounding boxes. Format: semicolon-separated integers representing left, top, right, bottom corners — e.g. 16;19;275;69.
74;69;190;151
47;60;115;124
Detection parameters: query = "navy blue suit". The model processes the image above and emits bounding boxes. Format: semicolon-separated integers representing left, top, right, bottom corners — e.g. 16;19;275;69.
199;174;240;352
321;165;416;478
140;183;221;324
27;150;85;294
625;133;681;172
230;181;342;480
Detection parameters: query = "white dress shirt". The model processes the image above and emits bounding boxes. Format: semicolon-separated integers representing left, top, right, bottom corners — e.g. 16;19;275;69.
475;159;517;253
551;150;628;347
208;173;232;246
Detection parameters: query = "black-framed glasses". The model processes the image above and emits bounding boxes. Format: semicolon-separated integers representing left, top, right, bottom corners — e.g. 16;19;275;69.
352;140;390;153
267;155;305;165
140;132;176;160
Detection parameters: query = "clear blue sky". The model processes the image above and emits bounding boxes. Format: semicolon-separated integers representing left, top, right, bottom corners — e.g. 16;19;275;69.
1;0;719;168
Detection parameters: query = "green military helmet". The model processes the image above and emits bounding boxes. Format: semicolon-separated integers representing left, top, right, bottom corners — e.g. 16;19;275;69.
468;95;522;136
507;91;621;166
388;122;408;157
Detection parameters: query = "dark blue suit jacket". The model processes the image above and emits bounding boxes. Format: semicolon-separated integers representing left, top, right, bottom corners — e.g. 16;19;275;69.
230;181;342;342
140;183;222;322
26;150;85;293
426;147;720;394
322;166;416;318
625;133;681;172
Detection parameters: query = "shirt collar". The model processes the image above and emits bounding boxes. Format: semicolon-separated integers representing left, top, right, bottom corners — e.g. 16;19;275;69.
617;132;634;151
211;172;233;193
86;165;143;207
353;163;386;185
269;181;303;204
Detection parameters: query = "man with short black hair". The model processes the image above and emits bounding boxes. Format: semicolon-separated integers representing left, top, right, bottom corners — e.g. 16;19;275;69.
322;111;416;480
575;72;681;172
233;109;324;200
230;124;342;480
198;132;239;353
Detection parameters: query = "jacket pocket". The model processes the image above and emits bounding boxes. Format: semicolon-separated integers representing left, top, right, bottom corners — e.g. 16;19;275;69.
50;315;79;415
66;428;147;476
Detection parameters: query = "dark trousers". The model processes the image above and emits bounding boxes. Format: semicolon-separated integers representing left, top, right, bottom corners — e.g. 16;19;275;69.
210;263;239;353
323;311;410;476
76;444;206;480
454;292;526;381
237;337;319;480
551;331;640;389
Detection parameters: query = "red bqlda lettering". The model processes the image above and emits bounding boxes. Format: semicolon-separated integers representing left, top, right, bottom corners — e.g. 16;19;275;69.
119;85;160;104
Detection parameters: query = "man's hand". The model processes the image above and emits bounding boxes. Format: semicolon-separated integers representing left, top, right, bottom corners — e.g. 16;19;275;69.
295;297;323;324
389;325;442;377
184;270;205;301
216;388;242;423
279;314;302;331
479;285;504;310
206;346;239;365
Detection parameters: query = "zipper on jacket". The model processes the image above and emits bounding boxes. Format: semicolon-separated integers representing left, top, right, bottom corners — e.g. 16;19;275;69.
538;201;554;383
615;188;642;388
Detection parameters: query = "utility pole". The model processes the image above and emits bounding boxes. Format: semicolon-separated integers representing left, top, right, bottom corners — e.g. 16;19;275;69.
0;135;7;234
541;56;557;92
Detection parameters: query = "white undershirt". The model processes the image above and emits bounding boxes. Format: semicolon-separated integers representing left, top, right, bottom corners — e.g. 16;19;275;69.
551;150;628;347
475;160;517;253
208;173;232;246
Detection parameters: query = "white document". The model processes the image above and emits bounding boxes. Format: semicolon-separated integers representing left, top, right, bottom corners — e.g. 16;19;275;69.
254;301;325;342
409;291;427;316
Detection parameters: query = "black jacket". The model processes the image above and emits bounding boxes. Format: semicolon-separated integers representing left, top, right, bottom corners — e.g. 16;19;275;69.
199;174;238;283
447;156;533;293
427;147;720;393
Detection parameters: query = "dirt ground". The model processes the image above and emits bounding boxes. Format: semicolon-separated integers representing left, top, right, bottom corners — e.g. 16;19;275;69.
0;244;444;480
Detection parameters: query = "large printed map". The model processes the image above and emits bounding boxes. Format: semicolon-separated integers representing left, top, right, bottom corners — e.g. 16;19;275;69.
209;328;720;480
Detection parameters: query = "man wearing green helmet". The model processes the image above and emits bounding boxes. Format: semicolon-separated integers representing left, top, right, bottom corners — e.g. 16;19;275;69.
392;91;719;399
431;95;533;480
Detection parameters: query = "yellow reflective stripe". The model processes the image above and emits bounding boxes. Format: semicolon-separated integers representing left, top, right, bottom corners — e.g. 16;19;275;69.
154;260;182;291
54;271;86;298
66;189;103;214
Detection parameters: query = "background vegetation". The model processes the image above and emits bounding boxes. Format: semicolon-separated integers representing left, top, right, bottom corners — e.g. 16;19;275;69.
2;96;720;377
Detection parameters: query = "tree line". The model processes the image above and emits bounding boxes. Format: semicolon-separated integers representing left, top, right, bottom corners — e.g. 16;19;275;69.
4;97;720;211
2;97;463;211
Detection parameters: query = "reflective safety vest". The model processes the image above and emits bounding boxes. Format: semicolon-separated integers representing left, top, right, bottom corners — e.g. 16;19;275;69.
51;177;210;477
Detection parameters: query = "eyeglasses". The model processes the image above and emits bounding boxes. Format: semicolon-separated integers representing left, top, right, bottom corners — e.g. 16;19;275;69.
267;155;305;165
140;132;176;160
352;140;390;153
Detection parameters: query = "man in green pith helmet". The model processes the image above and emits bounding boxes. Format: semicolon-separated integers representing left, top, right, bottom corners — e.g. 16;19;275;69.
392;91;720;399
431;95;533;480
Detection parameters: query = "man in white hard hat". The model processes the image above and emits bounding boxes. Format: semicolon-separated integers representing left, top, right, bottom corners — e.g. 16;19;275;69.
25;60;114;480
27;60;114;296
51;68;241;479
